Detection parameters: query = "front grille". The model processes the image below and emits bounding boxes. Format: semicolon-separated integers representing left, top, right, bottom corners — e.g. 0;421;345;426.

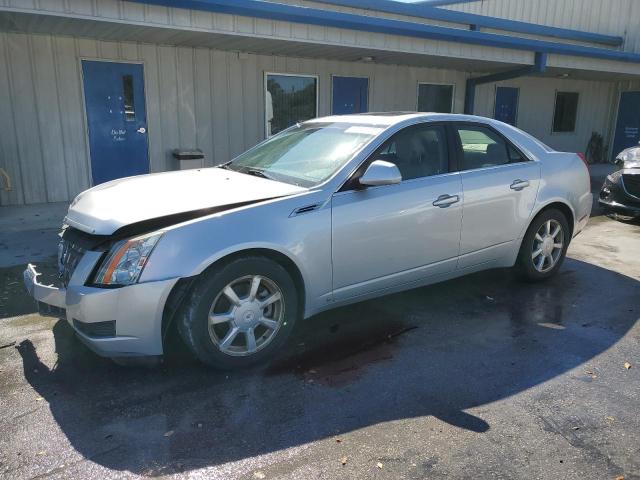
622;173;640;198
73;319;116;338
58;239;86;287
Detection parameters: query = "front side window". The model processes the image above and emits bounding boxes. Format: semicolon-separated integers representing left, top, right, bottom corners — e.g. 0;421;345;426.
266;74;318;136
417;84;454;113
456;125;526;171
226;122;381;187
372;124;449;181
552;91;579;133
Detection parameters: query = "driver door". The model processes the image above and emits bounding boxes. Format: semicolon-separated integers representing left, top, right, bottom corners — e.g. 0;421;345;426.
331;123;463;302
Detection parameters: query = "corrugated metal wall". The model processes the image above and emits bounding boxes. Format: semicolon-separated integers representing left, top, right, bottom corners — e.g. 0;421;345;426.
473;77;617;153
0;30;622;206
444;0;640;54
0;31;470;205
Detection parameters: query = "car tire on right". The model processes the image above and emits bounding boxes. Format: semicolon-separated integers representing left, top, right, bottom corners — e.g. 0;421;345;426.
516;208;570;282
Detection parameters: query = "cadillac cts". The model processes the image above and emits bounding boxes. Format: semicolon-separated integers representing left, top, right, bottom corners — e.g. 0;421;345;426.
24;113;592;369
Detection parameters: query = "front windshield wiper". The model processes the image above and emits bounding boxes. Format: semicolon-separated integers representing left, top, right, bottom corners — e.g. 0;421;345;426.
243;168;276;181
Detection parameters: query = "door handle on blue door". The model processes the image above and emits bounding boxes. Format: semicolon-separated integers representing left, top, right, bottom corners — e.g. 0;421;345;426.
432;194;460;208
510;179;529;191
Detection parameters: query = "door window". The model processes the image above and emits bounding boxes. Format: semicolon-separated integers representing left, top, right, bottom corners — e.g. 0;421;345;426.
455;125;526;171
122;74;135;122
373;124;449;181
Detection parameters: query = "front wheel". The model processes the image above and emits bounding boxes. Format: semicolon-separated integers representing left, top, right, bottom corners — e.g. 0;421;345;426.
515;209;570;282
177;256;299;369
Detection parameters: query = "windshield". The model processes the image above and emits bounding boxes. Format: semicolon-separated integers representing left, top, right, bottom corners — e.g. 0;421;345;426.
224;122;383;187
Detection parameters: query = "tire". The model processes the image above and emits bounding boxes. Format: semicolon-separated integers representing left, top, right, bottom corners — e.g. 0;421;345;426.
177;256;299;369
515;208;570;282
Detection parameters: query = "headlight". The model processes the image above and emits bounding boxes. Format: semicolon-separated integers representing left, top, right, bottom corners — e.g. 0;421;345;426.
92;232;163;286
606;169;622;183
617;146;640;164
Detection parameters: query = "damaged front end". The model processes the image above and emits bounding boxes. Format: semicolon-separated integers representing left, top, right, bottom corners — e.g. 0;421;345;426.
23;201;272;358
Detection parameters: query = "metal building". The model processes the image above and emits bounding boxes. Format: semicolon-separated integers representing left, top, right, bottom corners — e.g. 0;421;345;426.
0;0;639;206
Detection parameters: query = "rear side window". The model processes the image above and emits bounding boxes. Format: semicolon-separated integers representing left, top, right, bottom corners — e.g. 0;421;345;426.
373;124;449;181
455;125;526;171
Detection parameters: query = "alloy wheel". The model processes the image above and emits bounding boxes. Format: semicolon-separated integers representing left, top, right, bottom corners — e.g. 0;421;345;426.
531;219;564;273
208;275;285;356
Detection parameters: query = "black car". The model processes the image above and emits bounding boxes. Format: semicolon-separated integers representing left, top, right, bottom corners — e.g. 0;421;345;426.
599;146;640;219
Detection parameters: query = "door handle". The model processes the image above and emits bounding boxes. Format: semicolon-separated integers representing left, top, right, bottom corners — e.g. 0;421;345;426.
510;179;530;191
432;194;460;208
136;127;146;134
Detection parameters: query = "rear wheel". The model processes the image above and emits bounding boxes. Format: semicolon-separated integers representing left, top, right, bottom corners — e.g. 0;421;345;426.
178;256;299;369
515;209;570;282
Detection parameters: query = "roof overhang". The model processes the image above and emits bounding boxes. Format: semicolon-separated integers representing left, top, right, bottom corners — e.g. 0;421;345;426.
1;0;639;80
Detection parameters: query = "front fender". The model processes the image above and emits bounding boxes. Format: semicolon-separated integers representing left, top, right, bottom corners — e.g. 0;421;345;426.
138;191;332;318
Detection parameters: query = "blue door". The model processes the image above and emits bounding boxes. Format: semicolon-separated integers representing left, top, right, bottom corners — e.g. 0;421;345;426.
82;60;149;185
612;91;640;160
494;87;519;126
332;76;369;115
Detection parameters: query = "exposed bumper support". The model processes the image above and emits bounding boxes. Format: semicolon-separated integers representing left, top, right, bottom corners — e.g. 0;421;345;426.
23;263;179;358
464;52;547;115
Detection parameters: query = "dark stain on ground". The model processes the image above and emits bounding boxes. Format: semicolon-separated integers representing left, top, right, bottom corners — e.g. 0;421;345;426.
267;310;418;386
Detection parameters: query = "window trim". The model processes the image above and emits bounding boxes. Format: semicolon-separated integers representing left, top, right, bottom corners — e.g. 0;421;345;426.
551;90;580;135
264;72;319;138
330;74;370;115
416;82;455;114
450;121;533;173
339;121;457;192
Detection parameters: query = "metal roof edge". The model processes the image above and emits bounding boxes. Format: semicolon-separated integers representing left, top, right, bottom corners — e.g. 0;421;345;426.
126;0;639;64
313;0;624;47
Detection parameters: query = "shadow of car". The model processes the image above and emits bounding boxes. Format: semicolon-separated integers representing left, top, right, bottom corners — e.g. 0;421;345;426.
15;257;639;475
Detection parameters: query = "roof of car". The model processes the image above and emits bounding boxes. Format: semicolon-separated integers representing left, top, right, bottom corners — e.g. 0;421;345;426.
306;112;494;127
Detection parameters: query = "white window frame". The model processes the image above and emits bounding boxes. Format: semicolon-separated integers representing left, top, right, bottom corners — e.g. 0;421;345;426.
330;74;370;115
264;72;319;138
416;82;455;114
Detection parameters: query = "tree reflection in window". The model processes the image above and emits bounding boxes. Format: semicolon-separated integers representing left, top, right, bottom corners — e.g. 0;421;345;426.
266;74;317;136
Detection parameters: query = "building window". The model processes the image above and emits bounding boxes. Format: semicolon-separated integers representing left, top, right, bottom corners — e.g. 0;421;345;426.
265;73;318;136
417;83;454;113
552;91;579;133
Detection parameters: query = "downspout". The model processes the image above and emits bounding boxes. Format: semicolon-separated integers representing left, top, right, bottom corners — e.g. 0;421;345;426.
464;52;547;114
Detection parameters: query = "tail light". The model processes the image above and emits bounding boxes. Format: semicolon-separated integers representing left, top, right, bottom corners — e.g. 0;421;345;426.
576;152;588;167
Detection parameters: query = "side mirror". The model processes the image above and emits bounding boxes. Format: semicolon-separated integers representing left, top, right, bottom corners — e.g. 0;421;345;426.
359;160;402;187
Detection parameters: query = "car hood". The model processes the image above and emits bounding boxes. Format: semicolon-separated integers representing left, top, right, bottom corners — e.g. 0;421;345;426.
617;146;640;169
65;168;306;236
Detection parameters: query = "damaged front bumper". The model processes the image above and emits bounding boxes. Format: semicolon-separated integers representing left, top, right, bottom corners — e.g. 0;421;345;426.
23;261;178;358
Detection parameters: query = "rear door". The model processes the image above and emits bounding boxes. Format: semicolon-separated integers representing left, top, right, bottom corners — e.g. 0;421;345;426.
331;123;462;301
453;123;540;269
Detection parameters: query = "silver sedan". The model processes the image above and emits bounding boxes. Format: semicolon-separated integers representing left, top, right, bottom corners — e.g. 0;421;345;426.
24;113;593;368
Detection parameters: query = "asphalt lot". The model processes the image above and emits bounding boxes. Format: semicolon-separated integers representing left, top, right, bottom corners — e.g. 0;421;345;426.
1;175;639;479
